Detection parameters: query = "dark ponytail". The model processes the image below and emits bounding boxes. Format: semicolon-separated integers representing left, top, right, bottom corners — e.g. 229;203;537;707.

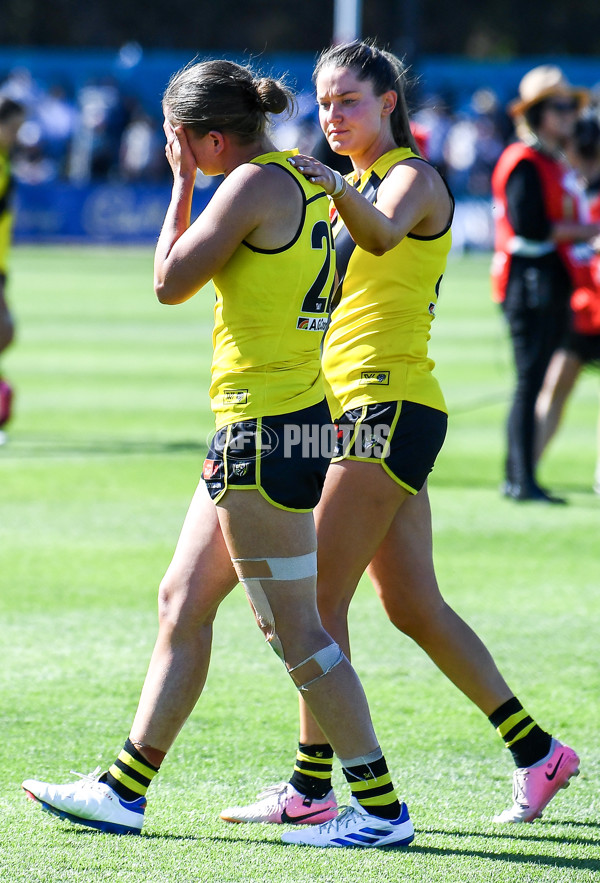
163;59;295;143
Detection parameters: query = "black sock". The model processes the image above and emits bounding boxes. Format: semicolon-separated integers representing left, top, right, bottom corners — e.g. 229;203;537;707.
103;738;160;802
289;743;334;799
489;697;552;768
342;750;401;820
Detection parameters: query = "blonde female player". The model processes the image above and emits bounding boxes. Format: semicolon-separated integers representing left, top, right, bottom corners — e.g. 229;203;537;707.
22;58;414;850
220;41;579;842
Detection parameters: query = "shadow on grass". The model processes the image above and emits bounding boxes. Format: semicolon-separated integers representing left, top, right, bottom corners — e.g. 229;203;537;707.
420;824;600;848
134;829;600;872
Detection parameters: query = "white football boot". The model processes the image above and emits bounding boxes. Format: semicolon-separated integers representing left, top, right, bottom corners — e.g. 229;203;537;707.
22;768;145;835
281;796;414;848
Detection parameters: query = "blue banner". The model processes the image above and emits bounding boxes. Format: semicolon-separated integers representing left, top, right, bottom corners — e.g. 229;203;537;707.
13;179;220;243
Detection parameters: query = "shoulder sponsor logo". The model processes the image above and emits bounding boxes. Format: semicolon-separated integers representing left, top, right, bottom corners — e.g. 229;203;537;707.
224;389;248;404
359;371;390;386
297;316;329;332
429;301;436;316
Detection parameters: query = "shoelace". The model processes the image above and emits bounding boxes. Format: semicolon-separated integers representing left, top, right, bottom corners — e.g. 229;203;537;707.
253;782;292;806
69;766;103;784
314;804;358;834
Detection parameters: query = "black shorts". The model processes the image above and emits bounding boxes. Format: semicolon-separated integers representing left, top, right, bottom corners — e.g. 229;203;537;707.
333;400;448;494
203;399;333;512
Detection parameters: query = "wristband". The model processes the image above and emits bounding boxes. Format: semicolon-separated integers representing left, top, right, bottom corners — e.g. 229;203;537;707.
330;170;348;200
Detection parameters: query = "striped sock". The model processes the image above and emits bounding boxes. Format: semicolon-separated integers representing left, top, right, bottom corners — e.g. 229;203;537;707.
289;742;334;799
103;738;160;802
489;697;552;768
341;747;401;820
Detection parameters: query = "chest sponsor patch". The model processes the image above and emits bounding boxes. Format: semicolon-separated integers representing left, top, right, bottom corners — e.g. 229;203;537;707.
359;371;390;386
223;389;248;404
297;316;329;332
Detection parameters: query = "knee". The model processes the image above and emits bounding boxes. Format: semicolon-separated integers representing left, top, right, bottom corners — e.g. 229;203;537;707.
315;589;351;634
157;572;219;635
384;596;449;643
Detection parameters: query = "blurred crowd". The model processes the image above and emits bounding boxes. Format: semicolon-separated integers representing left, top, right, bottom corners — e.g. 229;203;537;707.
2;62;600;197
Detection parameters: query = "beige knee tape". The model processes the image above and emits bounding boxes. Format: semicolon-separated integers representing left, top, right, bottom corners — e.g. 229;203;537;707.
287;642;345;691
232;552;317;660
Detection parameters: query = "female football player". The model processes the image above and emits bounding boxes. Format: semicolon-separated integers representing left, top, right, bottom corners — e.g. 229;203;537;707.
22;56;414;850
220;41;579;840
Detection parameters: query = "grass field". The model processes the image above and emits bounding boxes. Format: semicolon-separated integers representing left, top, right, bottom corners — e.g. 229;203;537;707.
0;246;599;882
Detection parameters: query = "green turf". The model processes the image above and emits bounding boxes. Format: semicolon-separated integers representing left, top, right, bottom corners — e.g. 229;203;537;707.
0;246;598;882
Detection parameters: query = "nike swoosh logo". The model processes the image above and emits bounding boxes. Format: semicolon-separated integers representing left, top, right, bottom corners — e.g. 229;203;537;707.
545;753;564;781
281;807;333;824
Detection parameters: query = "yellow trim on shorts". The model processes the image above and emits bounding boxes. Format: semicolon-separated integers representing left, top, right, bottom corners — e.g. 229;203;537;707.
330;403;418;494
214;419;316;514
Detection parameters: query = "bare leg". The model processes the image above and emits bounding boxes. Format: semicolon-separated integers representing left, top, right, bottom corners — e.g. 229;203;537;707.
299;467;513;746
129;481;238;758
367;485;513;716
535;349;582;463
216;488;381;760
299;460;413;744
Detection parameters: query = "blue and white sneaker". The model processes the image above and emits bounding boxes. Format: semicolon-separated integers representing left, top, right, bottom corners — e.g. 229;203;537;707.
281;797;414;848
22;767;145;835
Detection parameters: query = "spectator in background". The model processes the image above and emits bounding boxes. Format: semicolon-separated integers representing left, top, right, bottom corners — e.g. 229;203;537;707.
119;101;168;182
490;65;600;502
535;115;600;494
0;97;26;442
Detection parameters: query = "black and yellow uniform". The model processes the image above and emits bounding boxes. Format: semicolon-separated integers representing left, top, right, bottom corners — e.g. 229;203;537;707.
323;147;453;493
0;147;15;276
203;150;337;511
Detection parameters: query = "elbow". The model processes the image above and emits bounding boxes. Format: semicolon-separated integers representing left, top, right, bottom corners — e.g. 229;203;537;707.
368;244;388;257
154;280;172;305
360;229;398;256
364;236;395;257
155;278;185;305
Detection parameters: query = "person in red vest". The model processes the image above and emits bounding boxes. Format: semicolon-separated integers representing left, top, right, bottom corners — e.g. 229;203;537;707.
535;115;600;493
491;65;600;502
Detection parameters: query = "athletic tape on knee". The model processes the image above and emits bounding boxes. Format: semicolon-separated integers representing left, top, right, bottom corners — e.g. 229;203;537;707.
288;642;345;691
231;552;317;582
232;553;317;661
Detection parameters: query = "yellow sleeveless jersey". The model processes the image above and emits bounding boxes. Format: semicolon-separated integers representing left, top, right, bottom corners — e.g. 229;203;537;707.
322;147;453;417
0;150;14;274
210;150;336;428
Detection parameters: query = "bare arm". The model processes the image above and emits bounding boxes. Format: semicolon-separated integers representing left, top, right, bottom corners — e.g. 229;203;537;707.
288;154;447;255
154;122;264;305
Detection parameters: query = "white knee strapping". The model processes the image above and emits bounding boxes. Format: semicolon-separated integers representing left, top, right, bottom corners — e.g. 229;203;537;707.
287;642;345;691
232;552;318;661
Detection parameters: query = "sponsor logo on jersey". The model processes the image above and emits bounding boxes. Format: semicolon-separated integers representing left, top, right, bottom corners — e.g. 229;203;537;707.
231;461;250;477
296;316;329;332
359;371;390;385
429;301;436;316
223;389;248;404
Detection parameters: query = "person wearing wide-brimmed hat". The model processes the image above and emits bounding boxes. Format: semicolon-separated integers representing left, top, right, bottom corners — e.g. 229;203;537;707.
491;64;600;502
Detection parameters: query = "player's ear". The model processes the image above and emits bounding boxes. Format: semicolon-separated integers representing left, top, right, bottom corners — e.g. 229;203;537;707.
381;90;397;118
207;130;225;155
